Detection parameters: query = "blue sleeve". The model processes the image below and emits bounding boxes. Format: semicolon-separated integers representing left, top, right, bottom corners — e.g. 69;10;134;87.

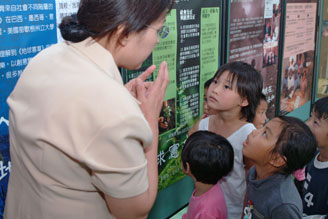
271;204;302;219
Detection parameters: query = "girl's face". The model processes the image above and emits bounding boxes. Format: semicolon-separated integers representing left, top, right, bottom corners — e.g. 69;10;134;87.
115;13;166;70
207;71;248;112
306;111;328;149
243;118;283;165
253;99;268;129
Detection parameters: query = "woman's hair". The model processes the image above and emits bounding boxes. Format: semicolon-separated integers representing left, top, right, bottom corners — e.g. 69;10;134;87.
59;0;174;42
181;131;234;185
271;116;317;175
312;96;328;121
213;61;263;122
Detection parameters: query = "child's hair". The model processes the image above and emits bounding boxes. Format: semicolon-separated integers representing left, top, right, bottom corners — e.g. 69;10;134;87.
312;96;328;121
181;131;234;185
213;61;263;122
271;116;317;175
260;93;267;102
204;78;213;89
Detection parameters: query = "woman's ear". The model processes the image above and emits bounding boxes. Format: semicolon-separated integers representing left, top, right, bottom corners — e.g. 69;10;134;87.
115;24;128;46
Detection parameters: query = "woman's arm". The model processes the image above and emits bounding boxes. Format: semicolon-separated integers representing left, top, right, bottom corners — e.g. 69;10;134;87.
104;61;169;218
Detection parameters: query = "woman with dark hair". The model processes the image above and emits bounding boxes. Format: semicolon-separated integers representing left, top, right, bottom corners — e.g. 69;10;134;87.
4;0;174;218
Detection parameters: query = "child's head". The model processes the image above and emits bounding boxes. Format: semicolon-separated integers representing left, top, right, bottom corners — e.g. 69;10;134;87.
203;78;215;116
209;61;263;122
253;93;268;129
243;116;317;176
181;131;234;185
306;96;328;148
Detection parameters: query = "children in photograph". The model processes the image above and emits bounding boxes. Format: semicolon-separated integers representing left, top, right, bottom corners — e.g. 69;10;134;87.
181;131;234;219
253;93;268;129
303;96;328;218
243;116;317;219
188;61;263;218
202;78;216;118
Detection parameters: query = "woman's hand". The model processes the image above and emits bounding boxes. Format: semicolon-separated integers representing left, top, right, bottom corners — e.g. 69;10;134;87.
125;65;156;98
135;61;169;130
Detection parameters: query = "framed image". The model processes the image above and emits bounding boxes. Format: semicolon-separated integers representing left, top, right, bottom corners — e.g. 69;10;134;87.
316;1;328;98
227;0;282;119
279;0;318;114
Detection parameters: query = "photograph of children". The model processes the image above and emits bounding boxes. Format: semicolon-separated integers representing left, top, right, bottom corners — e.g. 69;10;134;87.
158;98;176;134
262;3;280;68
317;22;328;97
280;51;314;113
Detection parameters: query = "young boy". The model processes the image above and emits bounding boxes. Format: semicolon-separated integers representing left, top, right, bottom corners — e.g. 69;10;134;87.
303;96;328;217
181;131;234;219
253;93;268;129
242;116;317;218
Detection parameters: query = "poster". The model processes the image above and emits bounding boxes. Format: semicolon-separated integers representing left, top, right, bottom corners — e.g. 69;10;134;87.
323;0;328;20
0;0;79;216
122;0;221;191
280;0;317;113
317;1;328;97
228;0;281;119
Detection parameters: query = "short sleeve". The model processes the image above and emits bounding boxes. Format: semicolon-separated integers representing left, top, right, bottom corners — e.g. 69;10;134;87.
271;204;302;219
84;114;151;198
82;114;153;199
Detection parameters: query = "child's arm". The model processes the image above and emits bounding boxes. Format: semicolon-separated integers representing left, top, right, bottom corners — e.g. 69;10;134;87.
188;119;201;136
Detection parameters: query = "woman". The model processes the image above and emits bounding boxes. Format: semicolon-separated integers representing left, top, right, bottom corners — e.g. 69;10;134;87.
4;0;173;218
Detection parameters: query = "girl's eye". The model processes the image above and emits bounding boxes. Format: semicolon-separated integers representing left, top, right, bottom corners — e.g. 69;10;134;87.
213;79;218;84
224;85;230;89
314;120;319;126
262;130;267;137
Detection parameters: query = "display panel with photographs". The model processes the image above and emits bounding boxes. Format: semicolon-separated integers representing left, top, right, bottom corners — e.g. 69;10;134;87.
317;1;328;97
228;0;282;119
279;0;317;114
122;0;222;191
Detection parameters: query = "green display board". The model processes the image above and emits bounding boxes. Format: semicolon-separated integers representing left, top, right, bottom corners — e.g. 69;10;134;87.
122;0;223;218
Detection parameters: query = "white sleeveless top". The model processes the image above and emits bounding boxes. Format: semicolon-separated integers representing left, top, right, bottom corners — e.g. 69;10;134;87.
199;116;255;219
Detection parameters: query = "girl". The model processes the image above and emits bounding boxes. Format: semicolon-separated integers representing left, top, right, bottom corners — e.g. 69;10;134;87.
188;61;263;218
243;116;317;218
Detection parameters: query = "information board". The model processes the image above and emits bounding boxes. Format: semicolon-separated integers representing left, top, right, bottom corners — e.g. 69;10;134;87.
228;0;282;118
279;0;317;114
317;1;328;97
122;0;222;192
